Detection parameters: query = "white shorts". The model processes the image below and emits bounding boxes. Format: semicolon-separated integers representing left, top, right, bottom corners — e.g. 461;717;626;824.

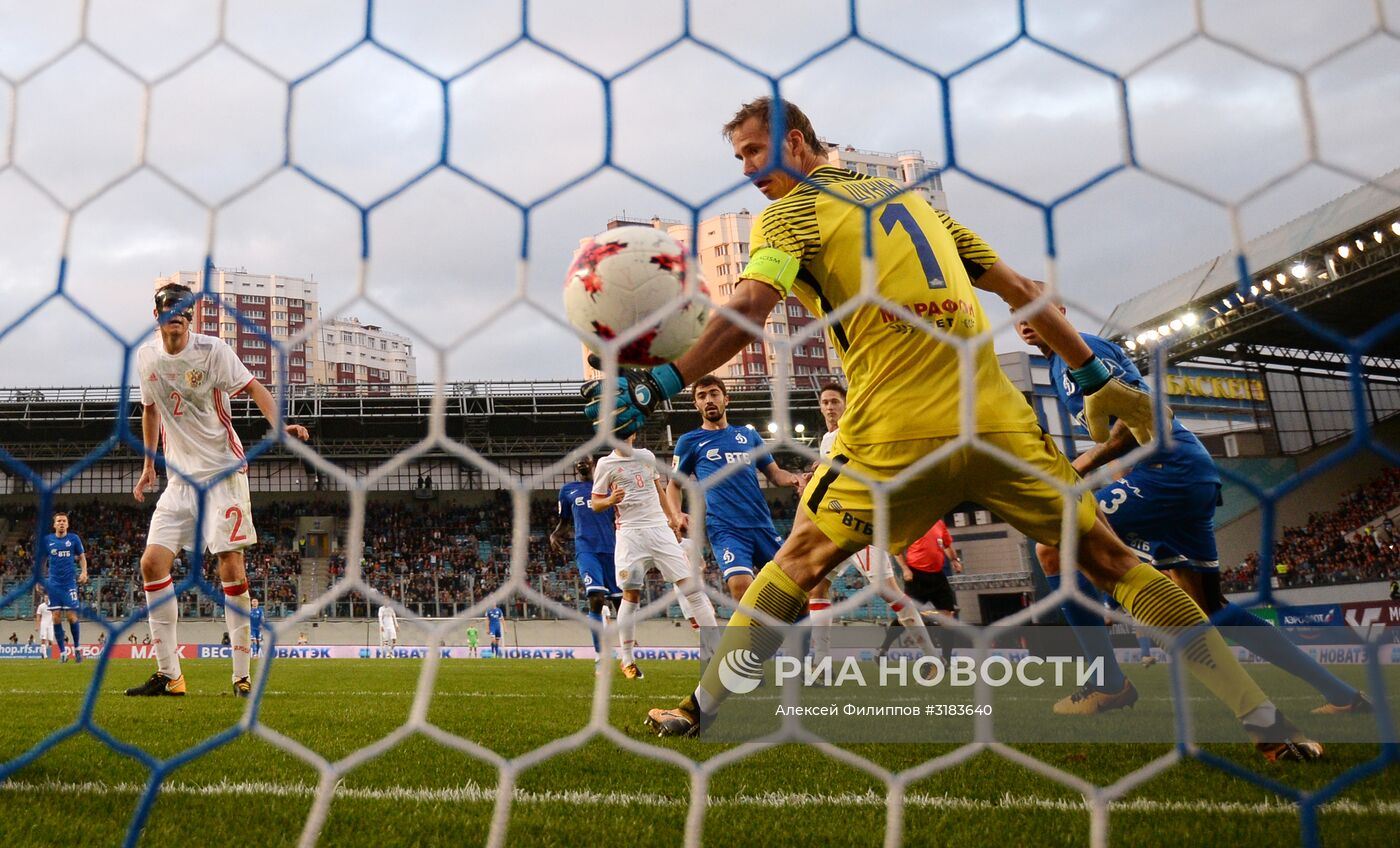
39;617;54;642
147;474;258;555
380;626;397;642
842;547;897;584
615;525;690;590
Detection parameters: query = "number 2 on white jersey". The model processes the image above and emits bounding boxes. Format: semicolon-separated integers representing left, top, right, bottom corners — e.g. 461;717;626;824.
169;390;185;416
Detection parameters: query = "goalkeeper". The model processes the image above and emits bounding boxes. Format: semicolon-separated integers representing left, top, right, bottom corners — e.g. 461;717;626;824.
585;96;1321;761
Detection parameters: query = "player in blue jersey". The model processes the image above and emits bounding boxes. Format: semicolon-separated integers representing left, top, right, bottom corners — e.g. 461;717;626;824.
487;605;504;657
249;597;265;657
39;512;89;663
552;456;623;662
667;375;804;600
1019;293;1370;717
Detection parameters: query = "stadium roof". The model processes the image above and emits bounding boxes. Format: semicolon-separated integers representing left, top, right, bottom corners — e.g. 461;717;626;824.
1103;170;1400;366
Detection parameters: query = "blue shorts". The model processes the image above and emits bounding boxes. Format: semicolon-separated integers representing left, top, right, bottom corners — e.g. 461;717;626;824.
45;580;79;611
709;527;783;581
577;550;622;597
1097;473;1220;570
489;626;502;639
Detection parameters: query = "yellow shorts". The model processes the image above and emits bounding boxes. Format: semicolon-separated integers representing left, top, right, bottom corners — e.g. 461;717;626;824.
803;427;1097;553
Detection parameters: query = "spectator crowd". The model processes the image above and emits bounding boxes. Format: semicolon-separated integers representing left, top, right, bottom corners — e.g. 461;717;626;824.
1;492;801;623
1224;467;1400;592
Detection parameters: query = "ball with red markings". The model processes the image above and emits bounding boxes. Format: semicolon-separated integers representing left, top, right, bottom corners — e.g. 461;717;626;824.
563;225;708;366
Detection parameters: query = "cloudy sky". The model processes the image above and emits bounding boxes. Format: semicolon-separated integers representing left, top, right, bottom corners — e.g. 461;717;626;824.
0;0;1397;387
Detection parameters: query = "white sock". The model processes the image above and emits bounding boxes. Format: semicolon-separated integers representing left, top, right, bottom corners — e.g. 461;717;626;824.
883;581;937;656
1243;702;1278;727
618;598;638;666
809;598;832;665
144;578;182;680
675;579;717;628
222;581;251;682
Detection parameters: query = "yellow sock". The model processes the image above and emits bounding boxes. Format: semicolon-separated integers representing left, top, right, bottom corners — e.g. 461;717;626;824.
693;562;808;714
1111;564;1268;719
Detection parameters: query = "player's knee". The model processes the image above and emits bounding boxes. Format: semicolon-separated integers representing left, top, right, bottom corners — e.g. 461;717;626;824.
1035;543;1060;575
1075;519;1139;583
588;594;605;615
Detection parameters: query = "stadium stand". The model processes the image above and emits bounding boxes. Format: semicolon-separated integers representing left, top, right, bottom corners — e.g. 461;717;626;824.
1224;466;1400;591
0;493;809;622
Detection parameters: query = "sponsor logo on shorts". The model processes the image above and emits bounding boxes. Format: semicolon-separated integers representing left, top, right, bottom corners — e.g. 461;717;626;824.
722;549;735;564
827;499;842;512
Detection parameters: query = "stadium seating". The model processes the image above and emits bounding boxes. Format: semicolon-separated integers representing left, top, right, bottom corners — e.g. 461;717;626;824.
1224;466;1400;591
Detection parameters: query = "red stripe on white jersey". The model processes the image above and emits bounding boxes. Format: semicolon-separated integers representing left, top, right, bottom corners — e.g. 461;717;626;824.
213;388;246;462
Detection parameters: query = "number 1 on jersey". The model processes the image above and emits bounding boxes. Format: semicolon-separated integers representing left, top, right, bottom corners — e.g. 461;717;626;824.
879;202;946;289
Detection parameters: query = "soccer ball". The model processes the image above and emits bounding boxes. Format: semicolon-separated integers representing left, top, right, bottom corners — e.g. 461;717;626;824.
563;225;708;366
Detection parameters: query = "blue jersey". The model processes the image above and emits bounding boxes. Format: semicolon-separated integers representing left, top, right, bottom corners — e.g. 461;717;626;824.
487;607;503;635
673;425;778;532
41;533;85;584
1049;334;1219;487
558;480;616;554
250;606;264;637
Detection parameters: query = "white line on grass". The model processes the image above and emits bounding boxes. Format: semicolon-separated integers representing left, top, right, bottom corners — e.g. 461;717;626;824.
4;778;1399;816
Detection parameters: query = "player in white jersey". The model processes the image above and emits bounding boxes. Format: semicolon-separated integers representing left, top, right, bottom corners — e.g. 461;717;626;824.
126;283;309;698
592;435;718;679
807;383;935;663
35;595;55;659
378;604;399;656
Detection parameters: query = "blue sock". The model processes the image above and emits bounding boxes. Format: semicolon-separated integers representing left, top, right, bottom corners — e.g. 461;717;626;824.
69;620;80;648
1049;573;1126;692
52;620;66;658
1137;634;1154;655
587;609;603;654
1215;602;1358;706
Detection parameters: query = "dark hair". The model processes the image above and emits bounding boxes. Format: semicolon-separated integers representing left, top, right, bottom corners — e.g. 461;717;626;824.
817;381;846;398
693;374;728;396
722;96;826;155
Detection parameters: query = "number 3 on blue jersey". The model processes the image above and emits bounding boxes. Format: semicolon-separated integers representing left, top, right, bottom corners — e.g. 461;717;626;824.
879;202;946;289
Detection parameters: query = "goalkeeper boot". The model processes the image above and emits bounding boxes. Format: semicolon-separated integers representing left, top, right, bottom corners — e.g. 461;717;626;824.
233;676;252;698
1245;711;1324;762
622;662;645;680
125;672;186;697
1310;691;1373;716
645;695;704;738
1052;680;1138;716
1140;655;1157;668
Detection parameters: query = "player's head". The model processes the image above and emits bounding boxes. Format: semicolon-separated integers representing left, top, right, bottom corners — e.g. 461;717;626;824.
692;375;729;424
154;282;195;339
723;96;827;200
250;598;259;609
52;511;68;534
818;382;846;431
574;456;594;481
1012;280;1064;355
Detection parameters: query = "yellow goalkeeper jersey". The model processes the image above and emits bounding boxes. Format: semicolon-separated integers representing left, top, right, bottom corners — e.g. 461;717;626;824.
740;165;1037;445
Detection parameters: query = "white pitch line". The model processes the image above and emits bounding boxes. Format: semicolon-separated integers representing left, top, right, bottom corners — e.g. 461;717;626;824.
3;778;1399;817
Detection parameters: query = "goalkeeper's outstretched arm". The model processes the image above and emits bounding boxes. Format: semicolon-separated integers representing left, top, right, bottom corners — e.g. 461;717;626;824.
672;279;782;384
975;263;1164;445
973;263;1095;369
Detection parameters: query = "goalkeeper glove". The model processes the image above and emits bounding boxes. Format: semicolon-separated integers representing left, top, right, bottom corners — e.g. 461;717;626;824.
1072;356;1170;445
581;355;685;438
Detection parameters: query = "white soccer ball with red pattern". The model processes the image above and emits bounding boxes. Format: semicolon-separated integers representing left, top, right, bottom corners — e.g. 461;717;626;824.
563;225;708;366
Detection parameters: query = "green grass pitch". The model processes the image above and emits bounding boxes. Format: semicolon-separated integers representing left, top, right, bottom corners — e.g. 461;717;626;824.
0;659;1395;847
